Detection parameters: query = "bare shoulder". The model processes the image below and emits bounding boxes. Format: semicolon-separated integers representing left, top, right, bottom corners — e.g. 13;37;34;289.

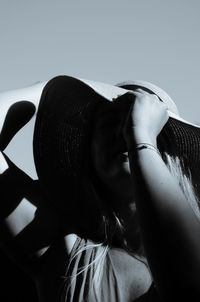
64;233;78;255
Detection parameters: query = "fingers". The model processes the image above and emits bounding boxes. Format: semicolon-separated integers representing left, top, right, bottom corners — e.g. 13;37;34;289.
134;89;169;111
134;88;169;109
134;88;150;95
114;89;159;104
114;89;169;127
134;88;159;101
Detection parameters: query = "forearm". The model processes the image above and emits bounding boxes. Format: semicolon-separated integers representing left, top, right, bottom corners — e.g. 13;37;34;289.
129;146;200;300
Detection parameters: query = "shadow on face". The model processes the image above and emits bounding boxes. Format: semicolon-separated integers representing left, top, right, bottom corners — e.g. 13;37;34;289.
90;101;135;206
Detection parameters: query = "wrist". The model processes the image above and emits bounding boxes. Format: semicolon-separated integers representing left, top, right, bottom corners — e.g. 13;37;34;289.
125;128;157;150
129;143;161;158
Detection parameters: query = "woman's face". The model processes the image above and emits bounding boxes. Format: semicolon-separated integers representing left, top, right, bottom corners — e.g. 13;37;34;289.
91;102;135;204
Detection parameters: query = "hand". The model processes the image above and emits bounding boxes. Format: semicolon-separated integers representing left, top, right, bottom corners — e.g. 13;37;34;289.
122;89;169;148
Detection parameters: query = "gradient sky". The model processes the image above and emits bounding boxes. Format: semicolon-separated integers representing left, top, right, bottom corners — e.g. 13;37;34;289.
1;0;200;177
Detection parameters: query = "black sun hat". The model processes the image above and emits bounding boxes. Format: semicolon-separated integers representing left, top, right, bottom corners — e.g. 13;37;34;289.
33;75;200;210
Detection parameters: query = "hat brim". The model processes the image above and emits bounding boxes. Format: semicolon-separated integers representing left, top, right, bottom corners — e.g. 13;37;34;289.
33;75;200;209
78;77;200;129
75;77;200;194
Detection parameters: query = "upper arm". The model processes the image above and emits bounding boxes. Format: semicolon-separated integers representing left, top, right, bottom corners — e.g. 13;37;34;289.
129;149;200;300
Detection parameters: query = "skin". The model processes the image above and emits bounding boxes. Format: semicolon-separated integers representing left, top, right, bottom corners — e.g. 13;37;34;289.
93;90;200;301
0;81;152;301
91;103;134;203
1;79;200;301
91;90;166;254
91;88;160;204
123;92;200;301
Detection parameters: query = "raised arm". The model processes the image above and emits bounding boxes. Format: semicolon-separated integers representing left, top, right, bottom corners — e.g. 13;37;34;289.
123;91;200;301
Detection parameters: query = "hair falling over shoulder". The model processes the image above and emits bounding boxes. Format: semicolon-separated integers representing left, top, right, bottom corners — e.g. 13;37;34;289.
163;153;200;219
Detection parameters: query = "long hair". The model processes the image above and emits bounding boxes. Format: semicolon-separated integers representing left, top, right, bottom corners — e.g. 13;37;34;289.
59;152;200;302
163;153;200;218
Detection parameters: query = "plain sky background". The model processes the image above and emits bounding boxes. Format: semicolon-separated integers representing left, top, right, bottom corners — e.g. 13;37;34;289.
1;0;200;178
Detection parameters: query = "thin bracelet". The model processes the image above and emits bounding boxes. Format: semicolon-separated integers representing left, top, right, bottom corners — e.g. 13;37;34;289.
128;143;161;157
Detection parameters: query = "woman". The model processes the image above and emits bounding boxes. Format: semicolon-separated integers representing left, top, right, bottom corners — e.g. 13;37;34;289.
0;75;200;301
